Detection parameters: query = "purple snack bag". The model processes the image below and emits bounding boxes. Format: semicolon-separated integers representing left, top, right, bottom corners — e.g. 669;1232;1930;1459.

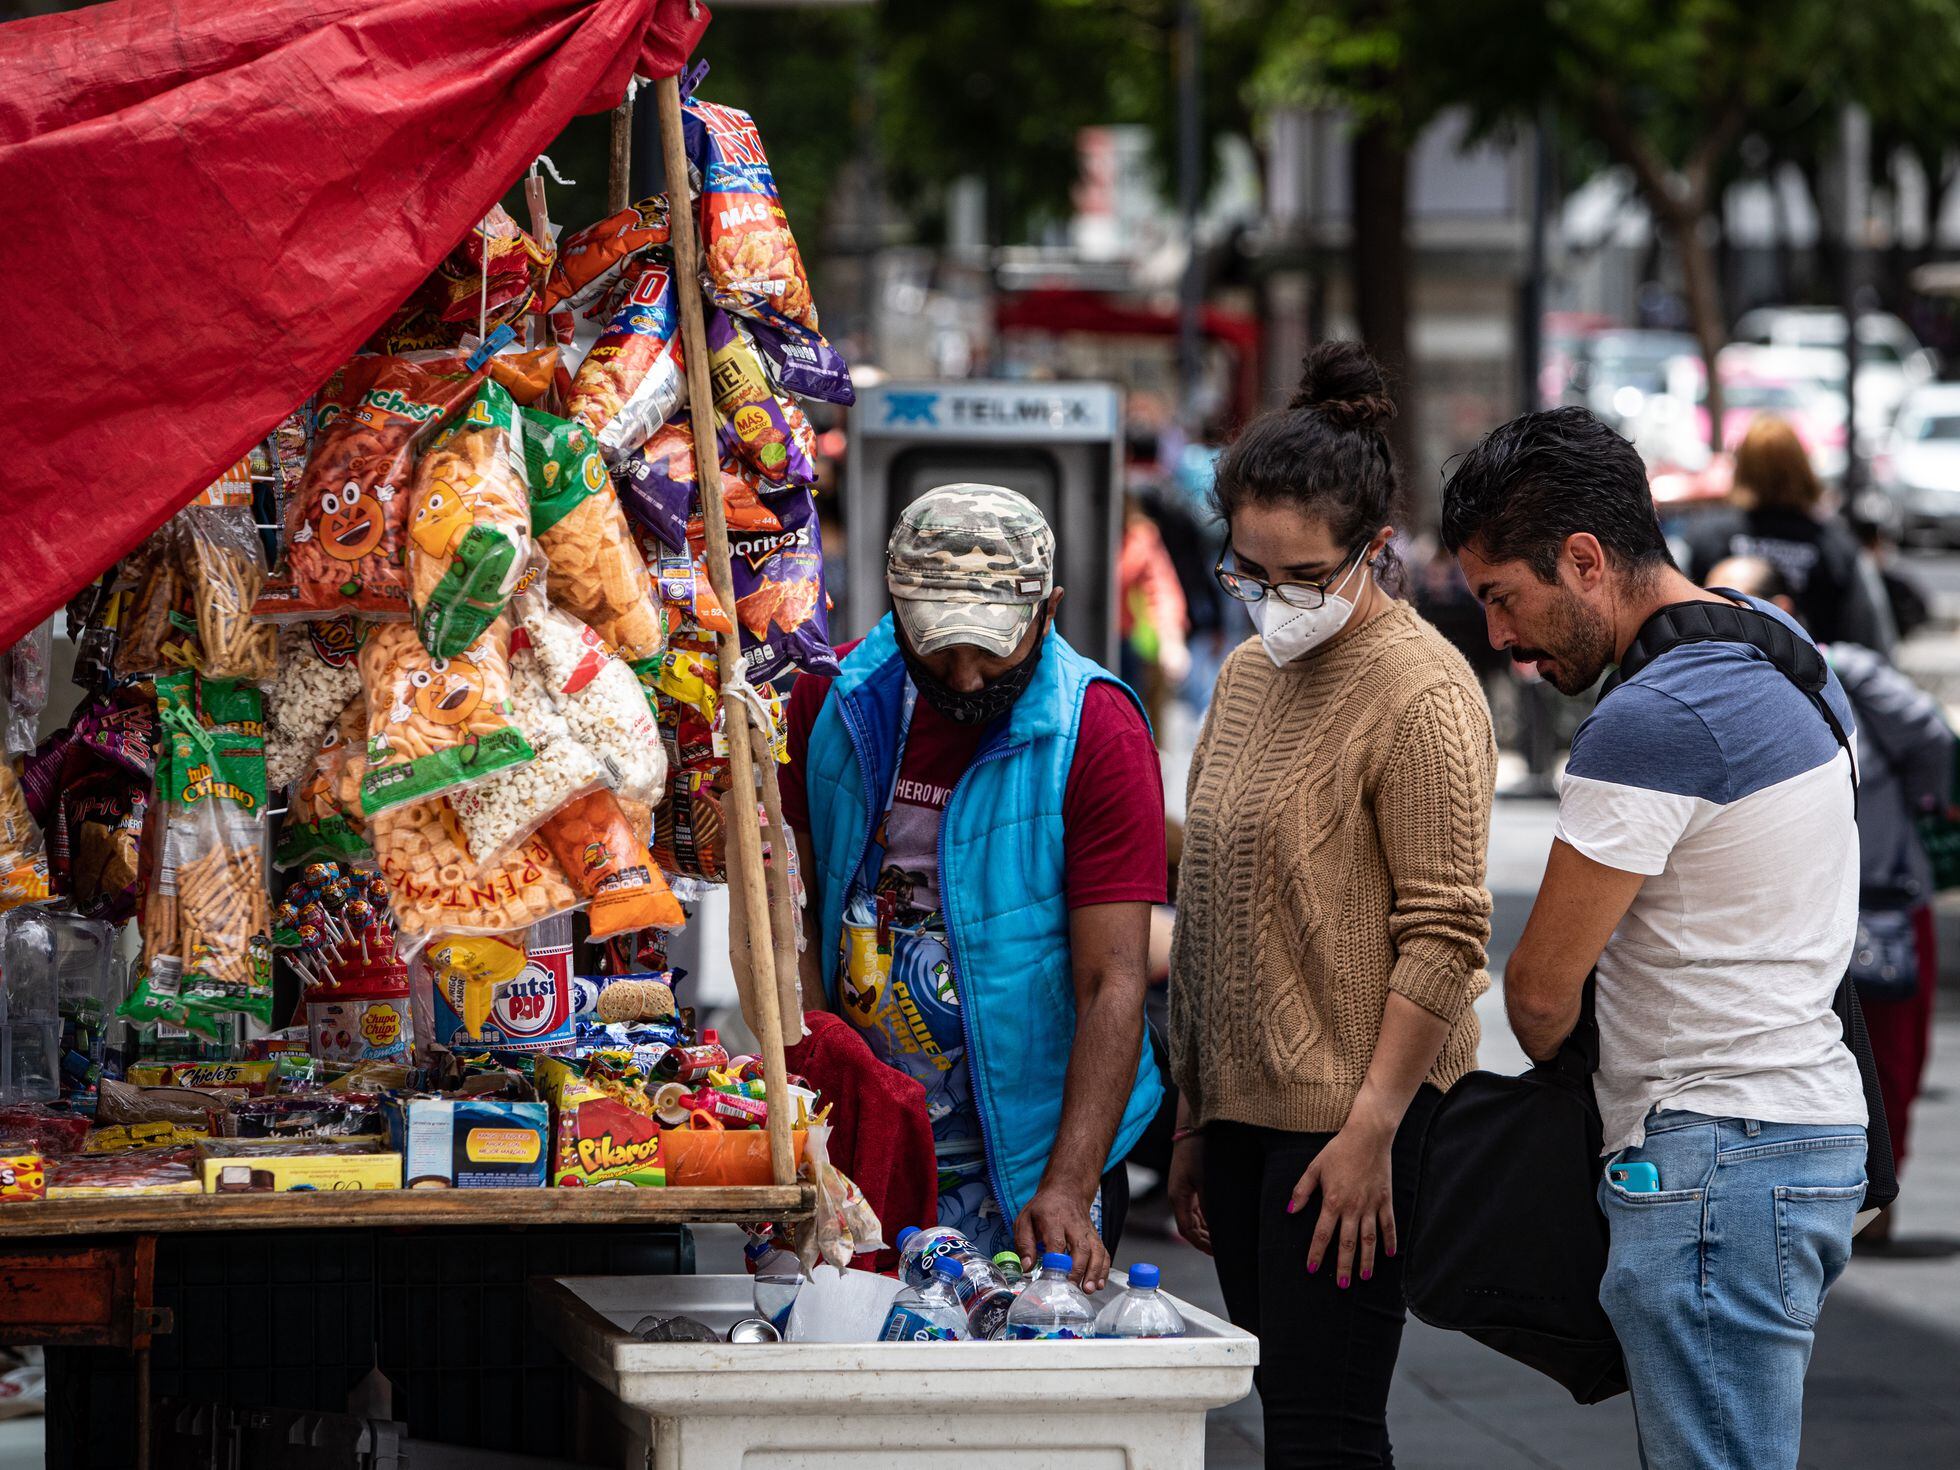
704;309;816;486
726;487;841;685
613;426;696;556
745;310;856;406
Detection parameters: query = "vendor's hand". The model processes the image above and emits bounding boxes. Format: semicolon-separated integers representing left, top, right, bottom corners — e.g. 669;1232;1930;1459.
1014;1182;1110;1292
1288;1117;1396;1289
1168;1135;1211;1255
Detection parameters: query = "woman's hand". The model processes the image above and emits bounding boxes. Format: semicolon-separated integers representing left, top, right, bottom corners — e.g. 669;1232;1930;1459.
1288;1114;1396;1288
1168;1135;1212;1255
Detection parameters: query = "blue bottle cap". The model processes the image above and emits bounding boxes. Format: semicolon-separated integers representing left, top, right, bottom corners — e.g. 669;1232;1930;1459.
895;1226;920;1249
1127;1263;1161;1290
932;1256;966;1284
1040;1251;1073;1273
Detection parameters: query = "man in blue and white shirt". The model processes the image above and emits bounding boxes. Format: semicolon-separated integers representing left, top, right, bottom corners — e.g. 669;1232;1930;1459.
1442;408;1868;1470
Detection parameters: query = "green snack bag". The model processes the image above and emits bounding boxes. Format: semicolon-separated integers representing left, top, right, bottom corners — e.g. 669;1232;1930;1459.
408;380;534;659
357;620;534;815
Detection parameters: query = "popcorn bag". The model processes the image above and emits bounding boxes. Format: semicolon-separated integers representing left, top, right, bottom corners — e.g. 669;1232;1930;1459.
358;620;534;815
406;378;534;658
515;592;667;806
264;619;367;791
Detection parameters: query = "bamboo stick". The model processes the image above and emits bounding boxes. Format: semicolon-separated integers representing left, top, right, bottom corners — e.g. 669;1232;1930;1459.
608;97;633;213
751;721;805;1041
654;73;797;1191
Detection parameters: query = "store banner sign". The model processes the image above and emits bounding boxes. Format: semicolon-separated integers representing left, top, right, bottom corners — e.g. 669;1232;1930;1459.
864;384;1120;441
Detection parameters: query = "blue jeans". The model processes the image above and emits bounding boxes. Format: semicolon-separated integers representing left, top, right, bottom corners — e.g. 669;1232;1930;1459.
1598;1113;1866;1470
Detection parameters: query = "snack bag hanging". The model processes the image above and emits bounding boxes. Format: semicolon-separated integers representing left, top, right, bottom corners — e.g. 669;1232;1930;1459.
262;352;487;620
406;379;534;657
653;766;730;882
0;764;51;914
565;259;685;462
617;417;785;552
539;789;684;938
434;205;548;327
745;315;856;406
521;407;665;660
183;459;278;682
681;96;818;331
722;491;841;683
515;592;668;806
705;309;816;485
358;620;534;815
265;619;367;791
370;799;579;957
539;195;673;348
275;695;370;869
114;524;198;677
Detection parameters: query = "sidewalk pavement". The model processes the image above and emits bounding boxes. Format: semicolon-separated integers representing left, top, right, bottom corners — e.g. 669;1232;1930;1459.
1124;795;1960;1468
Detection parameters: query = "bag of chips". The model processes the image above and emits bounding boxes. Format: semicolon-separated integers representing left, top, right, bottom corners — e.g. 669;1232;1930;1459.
705;310;816;485
539;195;673;345
434;205;548;327
745;314;856;406
653;766;730;882
275;695;370;869
681;96;818;331
260;352;487;620
565;259;685;462
721;489;840;683
265;620;367;791
358;620;535;815
539;788;684;938
114;523;197;677
522;407;665;660
406;379;534;657
0;764;51;914
617;417;785;553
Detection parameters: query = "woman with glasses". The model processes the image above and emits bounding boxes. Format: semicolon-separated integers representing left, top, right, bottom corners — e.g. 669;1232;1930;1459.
1168;342;1497;1468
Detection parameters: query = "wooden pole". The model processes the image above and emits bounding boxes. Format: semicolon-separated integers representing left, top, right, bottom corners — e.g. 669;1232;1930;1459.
751;722;805;1041
654;73;797;1190
608;96;633;213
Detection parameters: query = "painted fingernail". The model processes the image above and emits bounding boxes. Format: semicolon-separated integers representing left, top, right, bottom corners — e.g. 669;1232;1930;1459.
1306;1260;1318;1274
1361;1269;1372;1281
1286;1200;1298;1214
1338;1275;1350;1289
1386;1247;1396;1258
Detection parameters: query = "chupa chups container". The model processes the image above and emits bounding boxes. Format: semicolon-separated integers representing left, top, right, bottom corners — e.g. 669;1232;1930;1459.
430;913;575;1053
307;959;412;1064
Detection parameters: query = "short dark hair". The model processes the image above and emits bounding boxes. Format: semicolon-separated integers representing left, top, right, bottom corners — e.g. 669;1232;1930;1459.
1440;407;1673;583
1213;340;1402;575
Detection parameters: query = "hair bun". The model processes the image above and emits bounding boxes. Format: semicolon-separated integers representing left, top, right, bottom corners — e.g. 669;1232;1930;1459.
1288;340;1396;430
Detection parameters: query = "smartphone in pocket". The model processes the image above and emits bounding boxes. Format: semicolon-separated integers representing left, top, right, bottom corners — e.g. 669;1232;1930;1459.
1610;1161;1661;1193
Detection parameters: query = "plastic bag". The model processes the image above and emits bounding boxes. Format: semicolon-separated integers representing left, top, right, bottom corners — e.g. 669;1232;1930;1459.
539;194;673;351
638;539;735;639
798;1122;887;1273
358;620;535;815
434;205;548;327
265;620;367;792
260;352;487;620
724;495;841;683
54;769;146;921
653;766;730;882
0;764;51;914
746;314;856;406
705;309;816;485
114;525;196;677
521;407;665;660
275;695;370;869
681;96;818;331
538;788;684;939
183;504;277;682
406;379;533;657
565;259;685;462
369;799;579;956
1;619;52;759
450;638;606;870
617;417;788;553
515;593;667;805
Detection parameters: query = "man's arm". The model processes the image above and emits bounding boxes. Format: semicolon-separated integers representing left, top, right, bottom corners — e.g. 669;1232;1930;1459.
790;825;827;1016
1504;839;1647;1060
1012;899;1150;1293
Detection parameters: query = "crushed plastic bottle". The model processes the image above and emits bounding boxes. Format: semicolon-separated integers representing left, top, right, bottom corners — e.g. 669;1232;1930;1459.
1001;1252;1097;1340
1093;1263;1185;1339
878;1256;971;1342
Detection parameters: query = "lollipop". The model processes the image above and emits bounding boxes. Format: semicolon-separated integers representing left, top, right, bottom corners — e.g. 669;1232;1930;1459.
301;862;332;888
345;898;375;964
293;922;325;984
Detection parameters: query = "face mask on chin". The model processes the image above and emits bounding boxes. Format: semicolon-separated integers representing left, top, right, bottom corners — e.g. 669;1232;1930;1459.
898;608;1050;725
1249;553;1370;667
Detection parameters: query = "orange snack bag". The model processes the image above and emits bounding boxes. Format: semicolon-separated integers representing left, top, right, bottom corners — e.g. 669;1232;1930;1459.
539;789;683;939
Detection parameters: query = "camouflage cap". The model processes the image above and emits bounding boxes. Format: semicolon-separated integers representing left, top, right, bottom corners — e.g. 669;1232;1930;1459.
886;484;1056;657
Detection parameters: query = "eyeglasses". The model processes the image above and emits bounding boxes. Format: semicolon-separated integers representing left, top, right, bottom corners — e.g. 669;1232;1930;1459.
1214;542;1365;609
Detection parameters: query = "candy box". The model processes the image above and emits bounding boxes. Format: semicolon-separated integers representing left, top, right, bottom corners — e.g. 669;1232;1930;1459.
126;1060;279;1095
535;1055;665;1187
198;1138;400;1192
0;1151;45;1202
388;1096;548;1188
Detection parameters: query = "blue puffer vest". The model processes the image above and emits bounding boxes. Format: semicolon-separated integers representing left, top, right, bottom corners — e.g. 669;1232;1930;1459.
804;613;1164;1225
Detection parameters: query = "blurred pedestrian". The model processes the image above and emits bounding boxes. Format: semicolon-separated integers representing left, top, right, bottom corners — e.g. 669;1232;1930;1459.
1117;495;1191;731
1683;415;1892;652
1708;554;1953;1247
1444;408;1868;1470
1169;342;1496;1468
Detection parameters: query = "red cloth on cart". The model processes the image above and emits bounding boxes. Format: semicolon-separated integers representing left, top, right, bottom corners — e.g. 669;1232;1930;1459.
0;0;710;650
784;1010;938;1272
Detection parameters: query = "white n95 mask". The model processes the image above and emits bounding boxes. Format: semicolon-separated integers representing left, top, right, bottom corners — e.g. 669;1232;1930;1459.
1250;558;1368;667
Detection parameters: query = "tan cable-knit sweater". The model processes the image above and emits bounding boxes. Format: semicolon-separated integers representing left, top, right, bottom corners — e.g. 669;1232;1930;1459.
1170;600;1497;1133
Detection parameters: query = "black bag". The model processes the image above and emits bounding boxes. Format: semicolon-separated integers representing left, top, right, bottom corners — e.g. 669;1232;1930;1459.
1403;983;1627;1404
1404;598;1897;1403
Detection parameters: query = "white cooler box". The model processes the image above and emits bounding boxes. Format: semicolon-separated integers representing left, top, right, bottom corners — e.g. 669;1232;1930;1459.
531;1272;1257;1470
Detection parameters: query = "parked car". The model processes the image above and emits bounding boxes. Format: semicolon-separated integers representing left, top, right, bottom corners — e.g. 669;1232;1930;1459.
1731;306;1936;438
1627;351;1847;484
1566;329;1700;431
1877;382;1960;545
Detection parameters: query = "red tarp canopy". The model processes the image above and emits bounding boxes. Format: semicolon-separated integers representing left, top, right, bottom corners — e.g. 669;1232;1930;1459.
0;0;710;650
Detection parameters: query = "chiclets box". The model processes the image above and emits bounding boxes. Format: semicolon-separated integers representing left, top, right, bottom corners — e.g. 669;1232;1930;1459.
389;1097;549;1188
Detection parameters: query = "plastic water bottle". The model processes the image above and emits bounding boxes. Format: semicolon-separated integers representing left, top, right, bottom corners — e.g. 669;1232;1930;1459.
992;1251;1026;1287
1093;1264;1185;1339
750;1248;804;1330
878;1256;971;1342
894;1224;980;1290
1002;1252;1097;1340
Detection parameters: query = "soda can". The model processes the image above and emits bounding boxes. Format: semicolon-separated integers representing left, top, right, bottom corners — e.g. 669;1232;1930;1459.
726;1316;783;1344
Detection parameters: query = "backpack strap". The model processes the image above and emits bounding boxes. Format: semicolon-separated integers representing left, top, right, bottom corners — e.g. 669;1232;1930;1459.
1604;597;1858;807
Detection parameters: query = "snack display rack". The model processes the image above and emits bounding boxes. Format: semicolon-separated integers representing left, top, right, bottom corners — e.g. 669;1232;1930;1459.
0;74;819;1467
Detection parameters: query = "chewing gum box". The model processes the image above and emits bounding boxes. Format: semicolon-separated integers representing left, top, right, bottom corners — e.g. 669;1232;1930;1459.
389;1097;548;1188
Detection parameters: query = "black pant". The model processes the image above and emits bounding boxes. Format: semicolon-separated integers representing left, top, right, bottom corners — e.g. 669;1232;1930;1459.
1202;1087;1440;1469
1099;1157;1131;1251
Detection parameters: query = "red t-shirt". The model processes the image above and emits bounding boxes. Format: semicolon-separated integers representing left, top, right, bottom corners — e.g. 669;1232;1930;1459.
780;640;1167;910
